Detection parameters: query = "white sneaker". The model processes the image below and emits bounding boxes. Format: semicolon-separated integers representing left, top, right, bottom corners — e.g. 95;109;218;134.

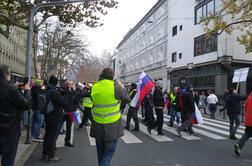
32;137;43;143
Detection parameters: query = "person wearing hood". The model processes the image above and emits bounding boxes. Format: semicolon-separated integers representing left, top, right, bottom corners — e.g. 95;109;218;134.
176;84;195;136
148;80;164;135
90;68;130;166
42;75;70;162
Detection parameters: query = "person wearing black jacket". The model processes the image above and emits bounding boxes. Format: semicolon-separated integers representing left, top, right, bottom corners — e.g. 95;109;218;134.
148;82;164;135
176;85;195;136
42;75;69;162
62;80;79;147
0;64;31;166
31;80;44;142
124;83;139;131
226;88;247;140
143;91;154;126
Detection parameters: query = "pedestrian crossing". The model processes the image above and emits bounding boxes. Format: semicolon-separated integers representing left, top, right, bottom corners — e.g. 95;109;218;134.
56;113;246;147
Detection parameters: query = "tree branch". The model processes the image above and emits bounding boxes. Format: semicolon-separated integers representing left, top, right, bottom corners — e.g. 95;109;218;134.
0;12;28;30
218;20;252;35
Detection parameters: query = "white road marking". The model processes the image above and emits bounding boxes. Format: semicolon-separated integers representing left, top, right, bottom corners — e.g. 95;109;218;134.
86;126;96;146
121;130;143;144
121;115;173;142
203;117;246;130
56;134;65;147
203;120;245;134
149;115;201;140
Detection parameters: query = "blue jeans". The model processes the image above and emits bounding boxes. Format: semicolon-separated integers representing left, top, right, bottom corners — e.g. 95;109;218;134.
169;106;181;124
31;110;42;138
228;114;240;136
95;139;118;166
0;133;20;166
21;110;31;126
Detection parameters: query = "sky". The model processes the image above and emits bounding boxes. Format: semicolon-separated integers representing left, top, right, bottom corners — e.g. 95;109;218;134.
76;0;158;56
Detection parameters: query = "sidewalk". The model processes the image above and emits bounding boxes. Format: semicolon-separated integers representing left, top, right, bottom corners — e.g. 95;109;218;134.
15;127;40;166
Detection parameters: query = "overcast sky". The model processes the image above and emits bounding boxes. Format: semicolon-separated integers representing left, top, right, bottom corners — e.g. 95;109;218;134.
76;0;158;56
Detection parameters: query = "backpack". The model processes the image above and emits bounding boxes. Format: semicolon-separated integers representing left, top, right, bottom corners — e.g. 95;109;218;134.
38;91;54;115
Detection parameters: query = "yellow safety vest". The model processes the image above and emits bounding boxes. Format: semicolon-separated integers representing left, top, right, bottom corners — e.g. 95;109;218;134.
82;97;93;108
91;80;121;124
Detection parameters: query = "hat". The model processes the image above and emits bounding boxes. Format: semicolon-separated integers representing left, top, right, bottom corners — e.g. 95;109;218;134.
187;84;193;90
49;75;58;86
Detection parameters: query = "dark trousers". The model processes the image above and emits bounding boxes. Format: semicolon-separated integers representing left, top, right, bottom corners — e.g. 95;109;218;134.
208;104;217;119
64;114;72;143
228;114;240;136
80;107;93;126
120;103;126;114
149;108;164;134
237;127;252;149
145;105;154;125
43;123;60;158
95;138;118;166
126;107;139;130
0;133;20;166
178;113;193;133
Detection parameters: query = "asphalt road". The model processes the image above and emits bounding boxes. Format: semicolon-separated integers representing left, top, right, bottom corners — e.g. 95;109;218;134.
24;115;252;166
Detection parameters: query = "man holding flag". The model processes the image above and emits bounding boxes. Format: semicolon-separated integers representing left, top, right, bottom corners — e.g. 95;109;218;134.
148;80;164;135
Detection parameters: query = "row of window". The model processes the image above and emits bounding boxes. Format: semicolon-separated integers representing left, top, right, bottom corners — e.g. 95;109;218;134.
171;33;218;62
194;34;218;56
195;0;222;24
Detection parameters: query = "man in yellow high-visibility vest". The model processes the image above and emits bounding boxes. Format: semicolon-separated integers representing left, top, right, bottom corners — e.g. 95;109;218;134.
90;68;130;166
79;83;93;128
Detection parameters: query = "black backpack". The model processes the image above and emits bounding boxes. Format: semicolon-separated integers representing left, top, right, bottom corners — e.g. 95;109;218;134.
38;91;54;115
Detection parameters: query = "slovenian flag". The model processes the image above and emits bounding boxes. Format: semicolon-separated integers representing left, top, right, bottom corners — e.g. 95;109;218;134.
67;111;82;124
192;103;204;125
130;72;155;109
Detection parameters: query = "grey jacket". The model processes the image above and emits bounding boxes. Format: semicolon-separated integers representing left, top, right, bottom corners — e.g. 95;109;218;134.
90;80;130;141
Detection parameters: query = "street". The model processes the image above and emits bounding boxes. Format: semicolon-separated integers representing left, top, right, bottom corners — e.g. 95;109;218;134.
24;114;252;166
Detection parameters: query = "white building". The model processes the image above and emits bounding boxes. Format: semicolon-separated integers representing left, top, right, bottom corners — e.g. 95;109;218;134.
116;0;252;95
116;0;169;88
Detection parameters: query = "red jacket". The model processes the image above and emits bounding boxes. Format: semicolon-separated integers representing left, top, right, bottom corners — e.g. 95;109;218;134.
245;92;252;127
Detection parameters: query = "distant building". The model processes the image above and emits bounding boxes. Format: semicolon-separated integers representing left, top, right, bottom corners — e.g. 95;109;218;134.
116;0;169;88
116;0;252;95
0;25;27;80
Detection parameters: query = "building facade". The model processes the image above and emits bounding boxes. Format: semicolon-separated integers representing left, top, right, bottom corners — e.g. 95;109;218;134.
0;25;27;79
116;0;169;88
116;0;252;95
167;0;252;95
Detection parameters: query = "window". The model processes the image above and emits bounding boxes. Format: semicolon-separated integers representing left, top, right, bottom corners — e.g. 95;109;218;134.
172;26;177;36
195;0;219;24
215;0;221;13
207;0;214;17
172;52;177;62
179;53;182;59
179;25;183;31
194;34;218;56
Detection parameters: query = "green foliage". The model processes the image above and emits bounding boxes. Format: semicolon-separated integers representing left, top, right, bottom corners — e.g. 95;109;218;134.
201;0;252;53
0;0;118;35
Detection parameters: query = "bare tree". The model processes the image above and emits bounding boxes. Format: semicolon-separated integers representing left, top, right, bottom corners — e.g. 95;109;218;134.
76;51;113;82
38;21;90;79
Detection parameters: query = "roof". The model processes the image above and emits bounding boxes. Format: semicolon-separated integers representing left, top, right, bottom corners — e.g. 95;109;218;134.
116;0;166;49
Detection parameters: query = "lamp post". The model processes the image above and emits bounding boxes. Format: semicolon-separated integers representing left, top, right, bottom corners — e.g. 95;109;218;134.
25;0;97;81
24;0;96;144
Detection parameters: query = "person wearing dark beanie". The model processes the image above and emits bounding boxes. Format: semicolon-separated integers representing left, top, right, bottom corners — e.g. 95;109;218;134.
42;75;69;162
48;75;58;86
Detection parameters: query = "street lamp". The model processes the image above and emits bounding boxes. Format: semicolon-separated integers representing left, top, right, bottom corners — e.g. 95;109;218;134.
25;0;97;81
24;0;97;144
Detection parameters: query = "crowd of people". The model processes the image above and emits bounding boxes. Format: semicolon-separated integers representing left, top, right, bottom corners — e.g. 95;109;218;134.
0;64;252;166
